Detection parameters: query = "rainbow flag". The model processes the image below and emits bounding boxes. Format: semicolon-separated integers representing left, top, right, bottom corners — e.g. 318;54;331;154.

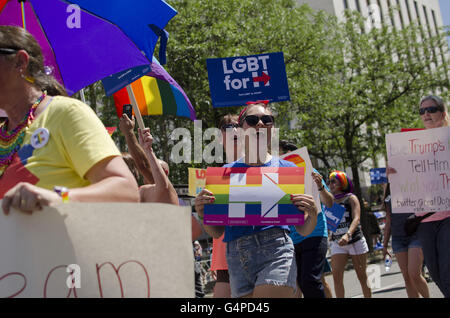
105;127;117;136
113;57;196;121
204;167;305;226
282;153;306;168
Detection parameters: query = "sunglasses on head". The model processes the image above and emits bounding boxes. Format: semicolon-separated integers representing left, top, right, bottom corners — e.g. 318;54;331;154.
221;123;239;130
0;48;18;55
419;106;441;115
243;114;274;126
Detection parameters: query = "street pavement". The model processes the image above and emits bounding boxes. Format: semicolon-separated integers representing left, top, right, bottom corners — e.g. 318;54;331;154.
205;256;444;298
323;257;443;298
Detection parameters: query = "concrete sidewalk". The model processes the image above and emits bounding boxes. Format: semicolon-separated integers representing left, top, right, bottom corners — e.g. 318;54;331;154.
203;253;443;298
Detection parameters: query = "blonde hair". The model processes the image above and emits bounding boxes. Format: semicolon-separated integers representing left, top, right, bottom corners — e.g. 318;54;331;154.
122;152;141;183
420;95;449;127
218;114;239;129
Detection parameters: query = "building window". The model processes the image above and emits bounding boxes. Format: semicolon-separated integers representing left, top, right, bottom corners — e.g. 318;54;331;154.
404;0;412;24
344;0;349;9
431;9;438;31
414;0;421;25
377;0;384;23
355;0;361;13
396;0;405;28
387;0;395;27
423;5;438;62
423;5;432;35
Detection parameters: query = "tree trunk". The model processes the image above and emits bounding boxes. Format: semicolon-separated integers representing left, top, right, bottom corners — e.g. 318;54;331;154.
88;84;97;113
351;162;373;253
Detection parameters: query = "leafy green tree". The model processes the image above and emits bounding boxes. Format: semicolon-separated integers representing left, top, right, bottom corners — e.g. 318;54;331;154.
277;8;449;249
79;1;448;199
161;0;343;183
279;9;449;200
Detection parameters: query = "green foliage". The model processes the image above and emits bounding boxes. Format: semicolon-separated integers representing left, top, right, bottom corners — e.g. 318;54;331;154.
279;9;449;197
163;0;344;183
81;1;449;188
165;0;324;125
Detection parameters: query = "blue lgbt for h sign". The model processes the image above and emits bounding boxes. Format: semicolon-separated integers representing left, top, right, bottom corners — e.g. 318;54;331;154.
206;52;290;107
370;168;388;184
323;203;346;233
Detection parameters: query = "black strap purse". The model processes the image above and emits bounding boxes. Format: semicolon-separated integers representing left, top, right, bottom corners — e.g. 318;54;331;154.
404;213;434;236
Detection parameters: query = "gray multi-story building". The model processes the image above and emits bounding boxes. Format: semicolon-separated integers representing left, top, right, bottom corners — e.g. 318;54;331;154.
297;0;445;32
295;0;448;197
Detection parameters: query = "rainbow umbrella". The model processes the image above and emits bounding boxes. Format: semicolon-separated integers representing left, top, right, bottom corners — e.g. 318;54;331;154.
110;57;196;122
0;0;177;96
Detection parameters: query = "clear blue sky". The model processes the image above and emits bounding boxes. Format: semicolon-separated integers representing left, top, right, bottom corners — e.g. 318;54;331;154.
438;0;449;46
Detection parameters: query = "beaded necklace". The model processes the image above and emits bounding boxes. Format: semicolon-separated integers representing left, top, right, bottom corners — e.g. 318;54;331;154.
0;92;46;176
334;192;352;200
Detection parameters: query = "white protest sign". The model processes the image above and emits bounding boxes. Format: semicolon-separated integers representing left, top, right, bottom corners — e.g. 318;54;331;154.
0;203;194;298
386;126;450;213
280;147;321;212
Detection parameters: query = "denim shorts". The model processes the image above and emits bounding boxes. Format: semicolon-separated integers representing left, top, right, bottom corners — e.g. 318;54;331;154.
392;234;421;254
226;227;297;298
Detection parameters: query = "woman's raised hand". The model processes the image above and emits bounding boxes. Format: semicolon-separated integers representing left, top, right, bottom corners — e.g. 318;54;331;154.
194;188;215;217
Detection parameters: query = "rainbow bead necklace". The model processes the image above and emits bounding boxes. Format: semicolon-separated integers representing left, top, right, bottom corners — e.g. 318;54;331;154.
0;92;46;175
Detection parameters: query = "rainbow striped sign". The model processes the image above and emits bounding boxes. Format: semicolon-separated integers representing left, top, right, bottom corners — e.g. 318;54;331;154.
204;167;305;226
282;153;306;168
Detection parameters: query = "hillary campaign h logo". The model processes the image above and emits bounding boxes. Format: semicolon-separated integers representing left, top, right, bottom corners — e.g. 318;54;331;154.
206;52;290;107
204;167;305;226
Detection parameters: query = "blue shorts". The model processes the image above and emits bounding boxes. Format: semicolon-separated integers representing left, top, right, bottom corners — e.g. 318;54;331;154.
392;234;421;254
226;227;297;298
323;258;332;274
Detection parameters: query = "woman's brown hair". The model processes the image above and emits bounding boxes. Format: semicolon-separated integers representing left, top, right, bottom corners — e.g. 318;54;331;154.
0;25;67;96
218;114;239;129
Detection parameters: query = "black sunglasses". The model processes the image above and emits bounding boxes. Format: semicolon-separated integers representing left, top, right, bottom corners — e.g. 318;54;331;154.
0;48;18;55
221;123;239;130
419;106;441;115
243;115;274;126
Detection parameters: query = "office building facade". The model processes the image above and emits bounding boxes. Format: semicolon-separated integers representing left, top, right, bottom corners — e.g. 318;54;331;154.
295;0;448;192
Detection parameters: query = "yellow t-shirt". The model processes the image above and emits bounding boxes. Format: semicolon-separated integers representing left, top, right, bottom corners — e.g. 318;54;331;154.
0;96;121;198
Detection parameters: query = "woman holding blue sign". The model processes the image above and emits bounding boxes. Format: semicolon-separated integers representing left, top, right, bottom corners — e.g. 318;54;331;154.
328;170;371;298
195;102;319;298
